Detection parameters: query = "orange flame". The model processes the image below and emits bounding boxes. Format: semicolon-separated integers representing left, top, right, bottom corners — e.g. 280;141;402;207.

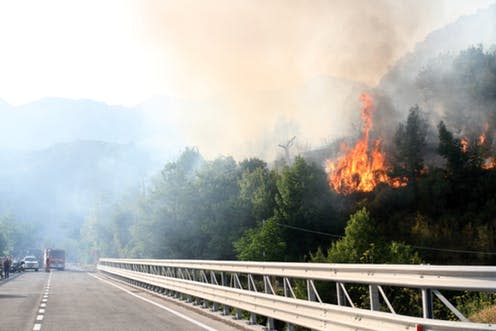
460;137;469;153
482;157;495;170
480;123;495;169
325;93;406;194
479;122;490;146
460;123;495;170
479;134;485;145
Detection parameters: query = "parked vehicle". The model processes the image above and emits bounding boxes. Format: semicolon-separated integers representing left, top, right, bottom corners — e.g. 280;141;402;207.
24;249;43;267
22;256;39;271
44;249;65;271
10;259;23;273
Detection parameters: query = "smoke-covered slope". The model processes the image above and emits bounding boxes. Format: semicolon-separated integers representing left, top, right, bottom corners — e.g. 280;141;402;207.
0;140;153;241
379;3;496;114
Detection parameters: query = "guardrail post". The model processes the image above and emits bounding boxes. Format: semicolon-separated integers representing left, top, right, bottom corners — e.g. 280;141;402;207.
264;276;275;330
199;270;208;308
336;283;344;306
211;271;219;312
221;272;230;316
193;270;200;305
233;274;243;320
307;280;316;301
369;285;380;311
284;278;295;331
248;275;257;325
421;288;433;319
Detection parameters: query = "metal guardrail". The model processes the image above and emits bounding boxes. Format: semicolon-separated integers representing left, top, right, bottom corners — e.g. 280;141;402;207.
98;259;496;331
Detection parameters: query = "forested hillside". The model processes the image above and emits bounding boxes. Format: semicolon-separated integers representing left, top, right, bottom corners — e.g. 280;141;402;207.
74;45;496;268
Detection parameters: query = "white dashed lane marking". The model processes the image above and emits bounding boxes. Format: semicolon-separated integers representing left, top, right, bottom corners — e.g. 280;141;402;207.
32;271;52;331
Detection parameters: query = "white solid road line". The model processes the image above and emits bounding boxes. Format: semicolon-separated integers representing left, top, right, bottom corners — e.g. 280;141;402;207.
88;273;219;331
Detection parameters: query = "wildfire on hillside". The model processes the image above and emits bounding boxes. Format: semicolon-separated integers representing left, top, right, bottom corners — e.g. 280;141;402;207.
325;93;406;194
461;124;495;170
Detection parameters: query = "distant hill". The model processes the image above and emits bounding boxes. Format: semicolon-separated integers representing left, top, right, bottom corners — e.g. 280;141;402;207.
0;98;144;150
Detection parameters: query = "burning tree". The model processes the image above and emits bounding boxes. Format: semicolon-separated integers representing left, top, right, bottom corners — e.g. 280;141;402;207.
325;93;406;194
438;121;495;175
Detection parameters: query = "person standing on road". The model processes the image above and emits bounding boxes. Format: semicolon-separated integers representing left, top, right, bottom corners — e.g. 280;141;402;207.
45;250;50;272
3;256;10;278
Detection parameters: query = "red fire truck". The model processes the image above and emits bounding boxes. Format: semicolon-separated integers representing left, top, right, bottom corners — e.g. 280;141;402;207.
44;249;66;271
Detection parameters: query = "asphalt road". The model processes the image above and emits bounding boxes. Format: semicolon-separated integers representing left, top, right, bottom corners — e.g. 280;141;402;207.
0;269;250;331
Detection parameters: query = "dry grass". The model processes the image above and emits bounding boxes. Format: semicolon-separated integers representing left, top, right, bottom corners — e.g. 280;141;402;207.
470;305;496;323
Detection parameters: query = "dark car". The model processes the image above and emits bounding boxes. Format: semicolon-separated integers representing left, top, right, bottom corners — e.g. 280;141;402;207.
10;260;23;273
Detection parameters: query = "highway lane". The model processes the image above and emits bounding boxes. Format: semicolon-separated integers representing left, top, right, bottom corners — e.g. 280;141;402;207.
0;269;251;331
0;270;48;331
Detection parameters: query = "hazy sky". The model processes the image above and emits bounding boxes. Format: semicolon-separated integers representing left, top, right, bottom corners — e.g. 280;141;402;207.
0;0;494;107
0;0;495;160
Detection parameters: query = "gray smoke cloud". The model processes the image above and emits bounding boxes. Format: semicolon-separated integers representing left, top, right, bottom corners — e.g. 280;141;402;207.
138;0;495;160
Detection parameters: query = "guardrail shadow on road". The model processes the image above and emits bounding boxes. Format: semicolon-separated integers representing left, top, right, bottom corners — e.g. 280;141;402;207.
0;294;27;299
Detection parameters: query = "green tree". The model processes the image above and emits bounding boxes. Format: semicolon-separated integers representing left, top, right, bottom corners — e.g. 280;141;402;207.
194;156;246;259
313;208;421;314
274;156;338;261
109;201;138;257
0;229;7;255
80;207;117;263
130;147;204;258
391;105;428;181
239;158;268;173
0;216;41;257
238;160;277;223
326;208;420;264
234;218;286;261
437;121;469;176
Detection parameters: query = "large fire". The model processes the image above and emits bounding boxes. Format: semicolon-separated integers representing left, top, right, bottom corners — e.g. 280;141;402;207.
325;93;406;194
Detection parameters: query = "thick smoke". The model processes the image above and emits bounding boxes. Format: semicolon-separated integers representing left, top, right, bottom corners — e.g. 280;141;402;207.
138;0;495;160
